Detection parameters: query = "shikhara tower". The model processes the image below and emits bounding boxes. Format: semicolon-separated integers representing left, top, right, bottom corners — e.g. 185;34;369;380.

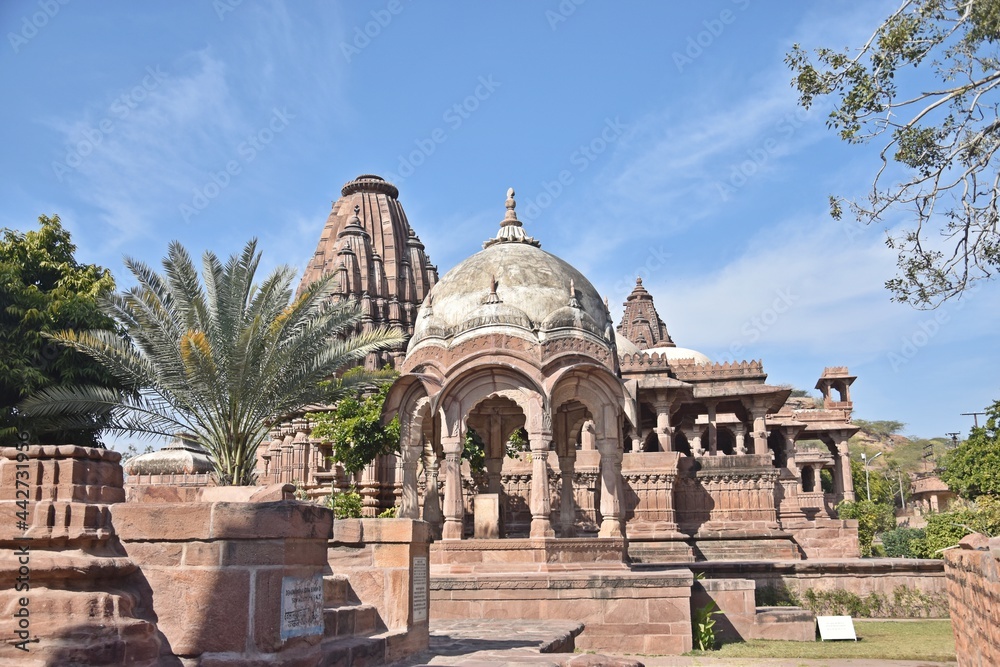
299;174;439;368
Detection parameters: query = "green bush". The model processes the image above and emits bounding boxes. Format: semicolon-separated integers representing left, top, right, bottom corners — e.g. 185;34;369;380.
327;486;363;519
692;602;722;651
377;506;397;518
836;500;896;556
801;585;947;618
914;495;1000;557
880;527;926;558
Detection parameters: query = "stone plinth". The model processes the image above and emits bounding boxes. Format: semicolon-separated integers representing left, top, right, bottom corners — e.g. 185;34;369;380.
474;493;502;539
430;537;628;574
112;499;332;663
944;538;1000;666
783;517;860;559
641;557;949;618
0;445;160;666
691;579;815;643
431;569;693;655
328;518;431;661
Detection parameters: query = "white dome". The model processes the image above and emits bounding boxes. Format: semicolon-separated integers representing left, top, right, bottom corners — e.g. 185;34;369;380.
408;242;610;352
646;345;711;365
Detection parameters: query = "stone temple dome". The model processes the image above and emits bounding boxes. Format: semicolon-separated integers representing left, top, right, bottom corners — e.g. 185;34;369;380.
407;189;612;355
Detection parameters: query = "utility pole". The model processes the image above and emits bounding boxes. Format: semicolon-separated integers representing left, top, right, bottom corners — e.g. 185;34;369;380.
962;412;985;428
946;432;960;448
861;451;882;502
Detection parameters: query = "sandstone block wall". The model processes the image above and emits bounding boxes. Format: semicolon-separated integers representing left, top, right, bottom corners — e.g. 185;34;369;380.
431;570;694;655
944;542;1000;667
328;518;431;661
112;500;333;662
784;517;860;559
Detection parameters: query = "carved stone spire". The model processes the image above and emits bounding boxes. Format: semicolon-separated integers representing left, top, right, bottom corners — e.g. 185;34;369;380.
482;275;503;304
483;187;541;249
617;277;675;349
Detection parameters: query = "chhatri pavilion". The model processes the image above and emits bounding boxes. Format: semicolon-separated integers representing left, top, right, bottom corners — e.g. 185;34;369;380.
255;174;861;563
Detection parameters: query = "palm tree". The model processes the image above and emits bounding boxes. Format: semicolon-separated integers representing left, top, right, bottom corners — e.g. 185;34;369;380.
22;239;404;485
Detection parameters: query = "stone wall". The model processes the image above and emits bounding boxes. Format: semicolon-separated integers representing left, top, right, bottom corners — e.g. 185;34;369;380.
944;538;1000;666
112;500;334;663
783;517;860;559
431;567;693;654
667;558;948;618
328;518;431;662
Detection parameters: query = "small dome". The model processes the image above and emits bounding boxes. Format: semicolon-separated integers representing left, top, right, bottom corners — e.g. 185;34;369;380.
615;331;641;356
123;433;213;476
646;345;711;365
408;188;611;354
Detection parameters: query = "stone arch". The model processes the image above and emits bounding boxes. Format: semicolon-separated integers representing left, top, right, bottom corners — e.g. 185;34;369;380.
549;364;623;445
768;430;787;468
438;366;546;444
717;426;736;455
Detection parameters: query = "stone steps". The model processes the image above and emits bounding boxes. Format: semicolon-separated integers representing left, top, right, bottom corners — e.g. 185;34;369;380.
324;603;382;639
324;573;353;606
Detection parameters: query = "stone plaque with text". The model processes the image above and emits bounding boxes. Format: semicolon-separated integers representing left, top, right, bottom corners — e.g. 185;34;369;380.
412;556;428;622
280;574;324;641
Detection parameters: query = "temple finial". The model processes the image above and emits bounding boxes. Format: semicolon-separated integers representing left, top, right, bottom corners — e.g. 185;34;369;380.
568;279;580;309
483;186;541;249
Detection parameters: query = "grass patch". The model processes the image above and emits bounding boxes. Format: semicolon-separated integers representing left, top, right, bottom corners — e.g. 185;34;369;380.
685;619;955;662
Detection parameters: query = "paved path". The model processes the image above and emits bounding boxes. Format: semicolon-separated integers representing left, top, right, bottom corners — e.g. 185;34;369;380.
390;620;957;667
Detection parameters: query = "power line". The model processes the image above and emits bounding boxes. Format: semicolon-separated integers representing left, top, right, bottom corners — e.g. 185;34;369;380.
962;412;986;428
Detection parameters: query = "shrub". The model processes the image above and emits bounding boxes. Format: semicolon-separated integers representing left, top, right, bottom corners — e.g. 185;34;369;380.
836;499;896;556
800;585;947;618
880;527;926;558
914;495;1000;557
692;602;722;651
327;486;363;519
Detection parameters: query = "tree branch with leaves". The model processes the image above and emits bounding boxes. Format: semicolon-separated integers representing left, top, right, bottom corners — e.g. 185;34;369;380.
787;0;1000;307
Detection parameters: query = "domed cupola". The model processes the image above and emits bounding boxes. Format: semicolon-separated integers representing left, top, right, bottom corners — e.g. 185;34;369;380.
406;189;613;361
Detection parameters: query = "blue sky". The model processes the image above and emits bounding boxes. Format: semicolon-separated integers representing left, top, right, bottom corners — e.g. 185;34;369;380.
2;0;998;441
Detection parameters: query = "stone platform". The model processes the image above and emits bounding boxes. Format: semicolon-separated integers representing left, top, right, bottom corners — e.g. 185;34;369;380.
391;619;642;666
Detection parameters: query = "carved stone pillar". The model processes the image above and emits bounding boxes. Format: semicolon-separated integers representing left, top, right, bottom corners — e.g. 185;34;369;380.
441;436;464;540
653;399;674;452
580;420;597;450
485;457;503;494
749;407;768;456
689;429;705;458
399;442;422;520
558;454;576;537
782;426;800;476
733;423;747;455
837;435;855;502
529;432;555;538
706;402;718;456
597;438;624;538
422;454;442;537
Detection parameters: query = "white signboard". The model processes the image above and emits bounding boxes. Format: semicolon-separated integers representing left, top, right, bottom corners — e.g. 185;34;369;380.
412;556;428;622
280;574;324;641
816;615;858;641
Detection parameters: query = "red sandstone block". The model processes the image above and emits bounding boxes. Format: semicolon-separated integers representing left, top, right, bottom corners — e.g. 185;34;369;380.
121;540;183;567
139;567;250;655
373;543;410;569
329;544;375;569
111;503;214;540
209;501;332;540
182;541;222;566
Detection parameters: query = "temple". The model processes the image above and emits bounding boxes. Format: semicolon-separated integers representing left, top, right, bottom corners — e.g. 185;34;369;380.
254;176;861;563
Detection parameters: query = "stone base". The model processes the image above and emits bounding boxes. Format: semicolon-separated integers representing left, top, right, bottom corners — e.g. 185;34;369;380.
431;538;628;574
691;534;801;561
628;539;695;563
431;569;693;655
784;517;860;559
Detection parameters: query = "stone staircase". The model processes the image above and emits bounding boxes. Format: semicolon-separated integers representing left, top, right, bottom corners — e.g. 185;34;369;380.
319;573;409;665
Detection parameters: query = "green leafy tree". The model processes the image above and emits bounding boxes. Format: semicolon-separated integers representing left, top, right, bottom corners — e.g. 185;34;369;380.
837;499;896;557
21;239;403;485
940;399;1000;498
310;382;401;475
1;215;126;447
786;1;1000;307
851;458;896;505
913;495;1000;557
879;526;926;558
